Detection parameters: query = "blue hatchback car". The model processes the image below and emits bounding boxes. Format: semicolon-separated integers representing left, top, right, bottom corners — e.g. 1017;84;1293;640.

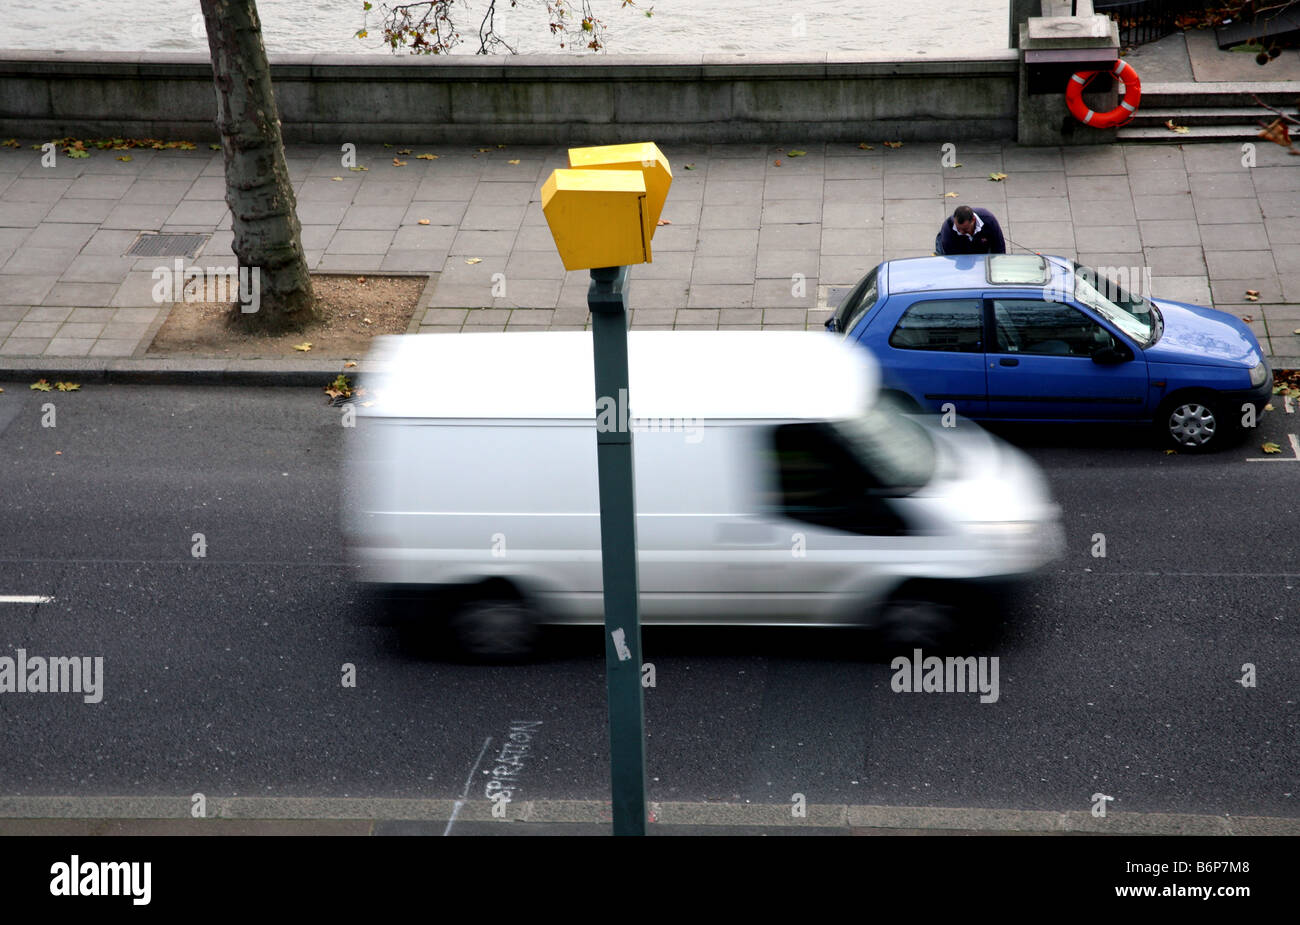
827;254;1271;451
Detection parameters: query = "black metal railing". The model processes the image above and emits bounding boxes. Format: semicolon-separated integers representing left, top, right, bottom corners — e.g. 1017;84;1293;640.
1092;0;1205;46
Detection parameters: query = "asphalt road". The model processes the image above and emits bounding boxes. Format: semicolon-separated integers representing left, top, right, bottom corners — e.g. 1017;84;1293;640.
0;385;1295;818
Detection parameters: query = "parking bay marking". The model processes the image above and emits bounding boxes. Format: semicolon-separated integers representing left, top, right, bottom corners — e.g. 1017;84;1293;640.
1246;433;1300;462
0;596;53;604
443;736;493;837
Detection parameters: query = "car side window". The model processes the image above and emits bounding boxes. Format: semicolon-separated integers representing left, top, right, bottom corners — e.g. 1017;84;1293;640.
763;423;907;536
888;299;983;353
993;299;1115;357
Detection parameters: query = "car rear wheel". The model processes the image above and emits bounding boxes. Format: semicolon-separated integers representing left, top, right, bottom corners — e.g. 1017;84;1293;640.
1158;394;1232;452
875;594;957;649
450;599;539;661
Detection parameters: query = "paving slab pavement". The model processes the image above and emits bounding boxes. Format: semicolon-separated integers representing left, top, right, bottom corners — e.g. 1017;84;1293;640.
1;134;1298;374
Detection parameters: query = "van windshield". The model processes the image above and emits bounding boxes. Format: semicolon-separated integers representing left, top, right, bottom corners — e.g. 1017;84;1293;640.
830;407;935;493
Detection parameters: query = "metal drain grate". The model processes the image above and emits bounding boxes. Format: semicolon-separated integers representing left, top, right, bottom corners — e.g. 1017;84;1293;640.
126;232;210;258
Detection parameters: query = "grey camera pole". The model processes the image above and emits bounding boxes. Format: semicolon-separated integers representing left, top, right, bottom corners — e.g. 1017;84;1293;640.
588;264;648;837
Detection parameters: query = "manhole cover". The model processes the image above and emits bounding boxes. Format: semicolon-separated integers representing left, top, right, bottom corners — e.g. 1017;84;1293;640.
126;233;210;258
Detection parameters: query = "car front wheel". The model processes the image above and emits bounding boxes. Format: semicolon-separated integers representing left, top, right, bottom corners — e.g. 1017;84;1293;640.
1159;394;1232;452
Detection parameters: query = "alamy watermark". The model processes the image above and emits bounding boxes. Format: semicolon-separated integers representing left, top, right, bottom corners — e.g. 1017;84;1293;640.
151;258;261;314
597;388;703;444
0;648;103;703
890;648;999;703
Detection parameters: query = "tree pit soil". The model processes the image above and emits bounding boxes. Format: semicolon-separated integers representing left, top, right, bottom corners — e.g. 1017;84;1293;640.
147;274;425;359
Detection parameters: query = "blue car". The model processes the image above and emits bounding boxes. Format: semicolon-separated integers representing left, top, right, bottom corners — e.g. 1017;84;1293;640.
827;254;1271;451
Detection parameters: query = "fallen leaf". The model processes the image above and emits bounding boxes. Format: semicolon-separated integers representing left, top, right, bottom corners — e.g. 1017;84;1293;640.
30;379;52;392
1242;314;1254;322
349;166;368;171
293;343;313;352
116;154;132;162
54;451;62;456
1246;289;1260;297
54;382;80;391
1164;448;1177;455
857;143;874;150
1264;403;1275;412
883;141;904;148
944;191;958;198
392;158;407;166
418;219;430;225
465;257;482;265
357;277;366;283
496;144;506;149
478;147;491;153
683;163;695;170
656;219;672;226
1164;119;1190;134
383;143;393;148
507;159;521;165
989;172;1008;181
1262;441;1282;454
397;148;412;155
66;149;89;159
951;162;963;168
362;317;373;325
209;143;222;150
344;361;358;368
416;153;437;160
330;176;343;181
1294;328;1300;335
788;149;807;157
0;139;19;148
1258;118;1292;148
774;159;782;166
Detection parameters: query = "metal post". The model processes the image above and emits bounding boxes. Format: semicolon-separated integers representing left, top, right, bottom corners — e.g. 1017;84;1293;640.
587;264;647;837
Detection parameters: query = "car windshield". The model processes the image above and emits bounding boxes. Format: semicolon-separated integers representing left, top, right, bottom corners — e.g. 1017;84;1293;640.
832;267;879;337
1072;262;1155;346
830;405;935;493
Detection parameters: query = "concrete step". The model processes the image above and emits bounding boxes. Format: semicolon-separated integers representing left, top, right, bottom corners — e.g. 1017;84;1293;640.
1135;80;1300;108
1116;123;1269;142
1128;106;1278;126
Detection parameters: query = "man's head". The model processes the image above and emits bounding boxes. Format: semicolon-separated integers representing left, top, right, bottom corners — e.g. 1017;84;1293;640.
952;205;976;235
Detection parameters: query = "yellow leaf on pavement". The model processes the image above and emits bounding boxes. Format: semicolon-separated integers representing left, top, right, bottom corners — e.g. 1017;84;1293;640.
349;166;368;171
1262;442;1282;454
54;382;80;391
393;158;407;166
857;143;873;150
294;343;312;352
416;153;437;160
508;159;521;165
116;155;132;162
30;379;52;392
418;219;430;225
883;141;903;148
989;172;1008;181
944;191;958;197
788;149;807;157
465;257;482;265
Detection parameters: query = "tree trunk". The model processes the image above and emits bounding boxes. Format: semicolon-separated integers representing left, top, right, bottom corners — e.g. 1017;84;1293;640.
199;0;317;332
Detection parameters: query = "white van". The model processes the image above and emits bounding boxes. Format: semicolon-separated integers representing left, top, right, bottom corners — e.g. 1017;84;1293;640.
344;331;1063;656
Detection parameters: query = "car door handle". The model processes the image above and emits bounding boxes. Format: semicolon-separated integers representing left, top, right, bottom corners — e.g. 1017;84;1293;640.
998;357;1019;367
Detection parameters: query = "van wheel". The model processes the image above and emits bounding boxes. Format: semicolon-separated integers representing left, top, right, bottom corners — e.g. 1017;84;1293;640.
1157;393;1232;452
876;595;956;649
451;599;539;661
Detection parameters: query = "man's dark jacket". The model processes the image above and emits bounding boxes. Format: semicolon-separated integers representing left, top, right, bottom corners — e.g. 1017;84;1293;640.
935;208;1007;255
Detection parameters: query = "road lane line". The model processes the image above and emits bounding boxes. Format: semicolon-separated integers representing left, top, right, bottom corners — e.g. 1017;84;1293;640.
1285;395;1294;414
0;595;53;604
1246;433;1300;461
443;736;493;837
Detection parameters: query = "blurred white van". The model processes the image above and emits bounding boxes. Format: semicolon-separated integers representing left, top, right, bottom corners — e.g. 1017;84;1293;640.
343;331;1062;656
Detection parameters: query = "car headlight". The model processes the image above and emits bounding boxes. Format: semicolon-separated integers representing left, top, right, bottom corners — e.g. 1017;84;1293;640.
1249;362;1268;388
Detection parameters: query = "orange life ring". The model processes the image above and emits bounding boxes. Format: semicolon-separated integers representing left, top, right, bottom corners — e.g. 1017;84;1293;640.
1066;59;1142;129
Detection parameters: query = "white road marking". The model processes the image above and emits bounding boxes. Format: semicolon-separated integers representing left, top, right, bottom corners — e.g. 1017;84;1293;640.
1284;395;1294;414
1246;433;1300;461
0;595;52;604
443;736;493;837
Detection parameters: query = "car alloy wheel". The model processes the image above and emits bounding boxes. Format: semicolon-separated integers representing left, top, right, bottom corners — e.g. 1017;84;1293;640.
1166;400;1218;448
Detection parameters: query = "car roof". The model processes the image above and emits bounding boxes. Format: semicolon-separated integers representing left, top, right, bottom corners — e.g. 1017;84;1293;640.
882;254;1073;296
360;331;879;421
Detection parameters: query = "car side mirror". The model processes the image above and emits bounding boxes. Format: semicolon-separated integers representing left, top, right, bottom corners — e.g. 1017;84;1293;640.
1092;345;1132;365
